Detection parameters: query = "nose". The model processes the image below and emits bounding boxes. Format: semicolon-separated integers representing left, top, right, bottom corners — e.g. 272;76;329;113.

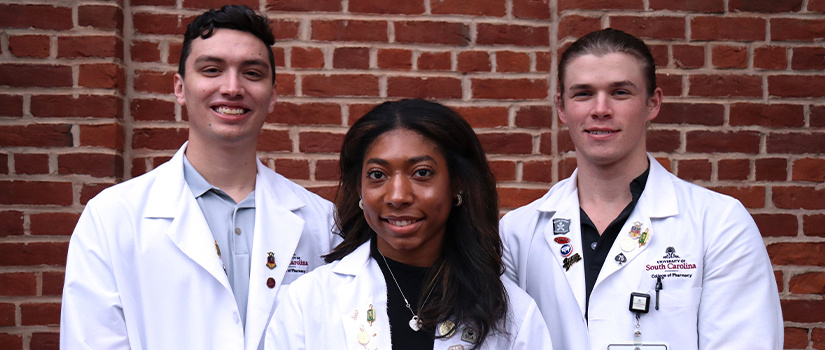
220;71;244;97
385;175;413;208
591;92;612;118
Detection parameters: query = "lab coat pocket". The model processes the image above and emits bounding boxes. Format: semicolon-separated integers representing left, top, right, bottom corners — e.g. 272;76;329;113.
645;287;701;349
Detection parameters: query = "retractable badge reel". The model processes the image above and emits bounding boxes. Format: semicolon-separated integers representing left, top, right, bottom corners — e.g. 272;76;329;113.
629;292;651;338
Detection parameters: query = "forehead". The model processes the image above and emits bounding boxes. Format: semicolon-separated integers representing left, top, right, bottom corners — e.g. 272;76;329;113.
562;52;646;88
185;28;270;67
364;129;444;161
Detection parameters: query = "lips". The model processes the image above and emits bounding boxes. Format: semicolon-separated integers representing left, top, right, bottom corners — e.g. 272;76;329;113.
385;218;422;227
585;129;617;135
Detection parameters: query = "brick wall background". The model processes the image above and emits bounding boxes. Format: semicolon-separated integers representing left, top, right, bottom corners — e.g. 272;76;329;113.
0;0;823;348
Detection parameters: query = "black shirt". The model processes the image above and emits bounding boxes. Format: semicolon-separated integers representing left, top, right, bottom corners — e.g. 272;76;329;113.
580;166;650;320
370;239;435;349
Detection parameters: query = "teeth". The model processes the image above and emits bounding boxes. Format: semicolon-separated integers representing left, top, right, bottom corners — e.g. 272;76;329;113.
389;219;414;227
215;107;246;116
587;130;614;135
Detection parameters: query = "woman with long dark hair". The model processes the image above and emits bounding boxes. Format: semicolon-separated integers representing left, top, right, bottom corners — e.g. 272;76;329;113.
266;99;552;349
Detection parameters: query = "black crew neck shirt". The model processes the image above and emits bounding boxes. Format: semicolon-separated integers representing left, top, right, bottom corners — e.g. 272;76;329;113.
580;166;650;320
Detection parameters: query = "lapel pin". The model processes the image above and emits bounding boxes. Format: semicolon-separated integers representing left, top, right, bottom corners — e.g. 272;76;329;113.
615;253;627;266
266;252;276;269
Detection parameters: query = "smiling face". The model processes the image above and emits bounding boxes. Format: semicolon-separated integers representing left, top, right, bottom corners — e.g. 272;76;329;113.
174;28;276;149
557;52;662;170
360;129;454;267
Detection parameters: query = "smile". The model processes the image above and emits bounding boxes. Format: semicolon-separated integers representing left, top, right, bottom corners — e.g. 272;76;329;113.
385;218;421;227
213;106;248;116
586;130;616;135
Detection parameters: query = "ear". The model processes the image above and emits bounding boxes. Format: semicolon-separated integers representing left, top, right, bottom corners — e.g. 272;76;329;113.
268;82;278;114
556;92;568;125
646;87;664;122
174;73;186;106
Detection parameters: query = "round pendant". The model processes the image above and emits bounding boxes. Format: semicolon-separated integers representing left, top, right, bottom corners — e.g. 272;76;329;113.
409;316;421;331
358;330;370;345
620;236;637;252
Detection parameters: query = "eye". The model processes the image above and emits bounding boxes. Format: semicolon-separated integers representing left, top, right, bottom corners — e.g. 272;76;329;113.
201;67;221;76
570;91;592;99
412;167;433;178
244;70;265;81
366;170;386;181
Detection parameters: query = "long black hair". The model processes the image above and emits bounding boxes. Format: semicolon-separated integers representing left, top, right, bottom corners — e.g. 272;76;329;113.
326;99;507;348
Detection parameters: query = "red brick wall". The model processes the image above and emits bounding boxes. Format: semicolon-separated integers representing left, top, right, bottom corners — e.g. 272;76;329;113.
1;0;823;349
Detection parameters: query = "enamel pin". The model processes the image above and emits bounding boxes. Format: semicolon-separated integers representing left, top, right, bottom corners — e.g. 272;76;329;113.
563;253;582;271
367;304;376;326
639;228;650;247
553;218;571;235
266;252;276;269
615;253;627;266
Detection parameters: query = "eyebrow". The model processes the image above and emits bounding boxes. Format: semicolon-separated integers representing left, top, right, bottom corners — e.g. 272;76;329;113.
193;55;270;69
365;155;436;166
568;80;639;91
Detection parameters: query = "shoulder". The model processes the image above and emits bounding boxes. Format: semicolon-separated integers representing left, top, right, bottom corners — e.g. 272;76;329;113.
502;278;539;318
83;162;167;211
286;259;347;299
258;166;334;210
666;171;747;213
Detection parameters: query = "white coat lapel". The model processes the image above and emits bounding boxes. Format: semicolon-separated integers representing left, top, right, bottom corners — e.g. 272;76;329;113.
336;243;391;350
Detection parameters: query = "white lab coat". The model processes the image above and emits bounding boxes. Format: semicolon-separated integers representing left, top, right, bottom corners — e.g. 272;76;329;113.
61;143;340;350
500;154;783;350
265;240;554;350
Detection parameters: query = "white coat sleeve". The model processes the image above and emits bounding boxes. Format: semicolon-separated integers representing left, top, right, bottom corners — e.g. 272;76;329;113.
265;279;307;350
499;215;520;285
697;201;783;350
60;202;131;349
508;298;554;350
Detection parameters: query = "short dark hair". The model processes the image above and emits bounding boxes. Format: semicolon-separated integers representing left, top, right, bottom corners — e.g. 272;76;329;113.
178;5;276;83
559;28;656;97
326;99;507;349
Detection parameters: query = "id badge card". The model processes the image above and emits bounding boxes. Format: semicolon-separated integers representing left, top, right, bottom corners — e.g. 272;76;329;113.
607;342;668;349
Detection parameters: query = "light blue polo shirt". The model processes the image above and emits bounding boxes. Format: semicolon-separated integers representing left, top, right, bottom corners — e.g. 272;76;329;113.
183;154;255;329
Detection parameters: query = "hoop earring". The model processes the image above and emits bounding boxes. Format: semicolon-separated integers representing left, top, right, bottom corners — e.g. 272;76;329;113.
455;193;463;207
358;198;364;210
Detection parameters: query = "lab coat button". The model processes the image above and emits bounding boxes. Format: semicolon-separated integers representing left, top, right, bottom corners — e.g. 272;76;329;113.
267;277;276;288
234;228;242;235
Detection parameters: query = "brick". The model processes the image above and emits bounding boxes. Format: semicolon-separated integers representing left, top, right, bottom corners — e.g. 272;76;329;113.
131;98;176;122
311;20;388;43
478;133;533;155
789;272;825;294
431;0;506;16
769;75;825;97
169;42;183;65
350;0;424;14
559;0;642;10
387;77;462;99
132;128;187;151
686;131;760;154
81;183;114;204
718;158;750;180
131;41;160;63
691;17;765;41
276;73;295;96
32;95;121;119
677;159;711;181
133;13;190;35
729;0;803;12
307;185;337;202
536;52;552;72
477;24;549;47
0;125;72;148
0;242;69;266
0;334;22;349
299;132;345;153
0;94;24;117
0;273;37;296
558;130;575;153
805;214;825;237
15;153;50;175
496;51;530;73
30;332;60;350
333;47;369;70
80;63;124;90
0;64;72;88
711;45;747;69
314;159;340;181
267;0;341;11
755;158;787;181
780;298;825;323
784;327;809;349
291;47;325;69
515;106;553;128
610;16;685;40
656;103;723;126
452;106;508;128
457;51;491;73
767;132;825;154
183;0;257;9
0;153;7;175
273;159;309;180
349;104;375;125
133;0;176;4
708;186;765;209
498;187;550;210
273;47;286;68
558;157;577;179
812;106;825;128
257;130;292;152
771;18;825;42
489;160;516;181
270;102;341;125
513;0;550;19
472;78;548;100
730;103;804;127
772;186;825;210
647;129;680;152
688;74;762;97
649;45;669;68
417;51;452;71
793;158;825;182
30;212;80;236
303;74;379;97
59;153;123;178
791;47;825;70
79;5;123;31
58;36;122;59
558;15;601;40
134;70;175;94
0;211;24;237
0;4;73;30
9;35;51;58
272;19;300;41
395;21;470;46
812;0;825;12
657;73;682;96
80;124;124;151
0;303;15;327
752;213;797;237
672;45;705;69
21;303;61;326
523;161;553;183
649;0;723;12
377;49;412;70
754;46;787;70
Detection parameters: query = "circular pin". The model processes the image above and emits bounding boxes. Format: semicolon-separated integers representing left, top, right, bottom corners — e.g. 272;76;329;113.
266;277;276;288
358;327;370;345
620;236;636;252
560;244;573;257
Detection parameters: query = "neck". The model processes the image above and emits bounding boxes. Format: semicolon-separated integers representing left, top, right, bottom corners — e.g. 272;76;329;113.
575;153;648;234
185;139;258;203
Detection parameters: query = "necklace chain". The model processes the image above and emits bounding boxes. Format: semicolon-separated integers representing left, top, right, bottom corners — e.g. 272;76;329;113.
377;248;441;329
